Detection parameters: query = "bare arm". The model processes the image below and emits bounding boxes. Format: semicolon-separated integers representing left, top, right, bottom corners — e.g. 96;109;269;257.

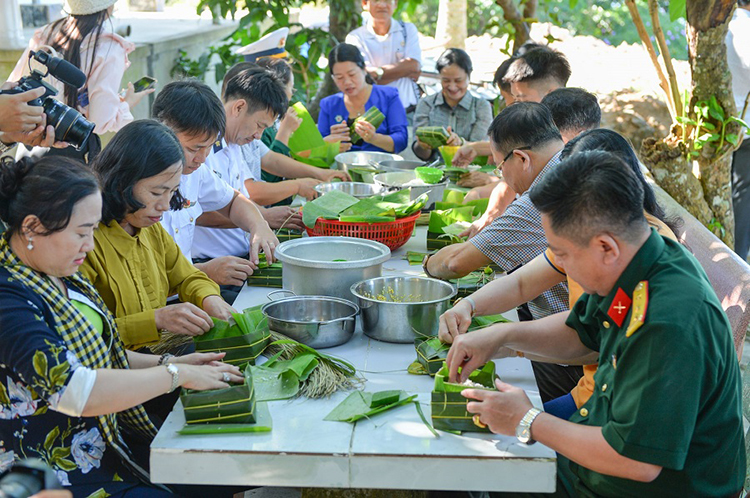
425;241;492;279
371;59;421;85
461;180;516;239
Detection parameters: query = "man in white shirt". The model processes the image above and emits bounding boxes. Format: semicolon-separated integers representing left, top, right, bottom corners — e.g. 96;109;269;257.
153;80;280;290
346;0;422;113
727;0;750;260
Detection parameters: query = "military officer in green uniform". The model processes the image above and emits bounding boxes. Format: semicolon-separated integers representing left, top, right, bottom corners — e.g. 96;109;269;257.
447;150;745;497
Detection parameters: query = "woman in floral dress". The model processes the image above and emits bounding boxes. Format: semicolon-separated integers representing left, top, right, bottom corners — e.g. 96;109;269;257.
0;155;243;497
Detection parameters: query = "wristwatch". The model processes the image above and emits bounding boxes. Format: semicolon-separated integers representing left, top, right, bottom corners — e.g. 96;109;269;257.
166;364;180;393
0;140;16;156
158;353;175;366
373;67;384;82
422;253;437;279
516;407;542;444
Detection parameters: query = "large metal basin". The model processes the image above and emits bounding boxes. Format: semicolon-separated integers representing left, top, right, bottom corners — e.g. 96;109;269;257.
350;276;457;343
373;171;449;210
314;181;382;198
334;151;403;174
274;237;391;301
262;295;359;349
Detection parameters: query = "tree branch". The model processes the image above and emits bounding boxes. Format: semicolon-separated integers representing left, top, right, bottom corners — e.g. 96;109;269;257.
495;0;530;53
648;0;682;118
624;0;675;119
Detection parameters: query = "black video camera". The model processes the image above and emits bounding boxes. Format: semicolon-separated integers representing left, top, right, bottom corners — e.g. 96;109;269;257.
1;50;95;151
0;458;62;498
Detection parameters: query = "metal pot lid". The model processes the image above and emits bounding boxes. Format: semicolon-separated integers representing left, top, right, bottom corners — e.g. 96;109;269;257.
275;236;391;269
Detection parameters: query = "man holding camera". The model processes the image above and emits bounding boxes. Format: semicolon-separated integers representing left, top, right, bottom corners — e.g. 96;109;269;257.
0;85;59;154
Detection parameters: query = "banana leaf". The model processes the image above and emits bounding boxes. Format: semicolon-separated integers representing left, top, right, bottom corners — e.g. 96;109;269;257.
181;364;257;424
395;192;428;217
380;189;411;204
291;142;339;169
405;251;430;265
434;198;489;217
426;230;461;251
452;267;495;299
443;166;469;184
324;390;416;422
414;337;450;376
350;107;385;143
348;167;381;183
428;207;474;234
288;102;325;154
338;214;396;223
194;311;271;367
251;352;319;401
431;362;497;433
438;146;460;167
178;401;272;434
442;189;466;203
416;126;450;148
468;313;510;331
302;190;359;228
275;229;303;242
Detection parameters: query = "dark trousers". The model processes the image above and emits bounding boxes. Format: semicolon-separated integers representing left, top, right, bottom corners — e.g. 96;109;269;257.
732;139;750;260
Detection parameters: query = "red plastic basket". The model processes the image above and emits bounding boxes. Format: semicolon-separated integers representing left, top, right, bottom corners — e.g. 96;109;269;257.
305;211;421;250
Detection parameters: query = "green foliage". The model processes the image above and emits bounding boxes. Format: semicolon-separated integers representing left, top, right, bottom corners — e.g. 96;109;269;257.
677;93;750;158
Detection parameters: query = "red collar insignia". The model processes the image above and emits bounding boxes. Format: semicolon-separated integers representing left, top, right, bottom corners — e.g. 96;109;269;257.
607;288;632;327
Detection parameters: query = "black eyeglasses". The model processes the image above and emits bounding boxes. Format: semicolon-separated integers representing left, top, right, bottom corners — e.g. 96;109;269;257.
493;146;531;177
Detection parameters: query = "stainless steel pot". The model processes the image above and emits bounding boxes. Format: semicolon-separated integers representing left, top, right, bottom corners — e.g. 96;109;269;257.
377;158;441;172
262;293;359;349
274;237;391;301
350;276;457;343
314;181;383;198
373;171;449;210
334;151;403;174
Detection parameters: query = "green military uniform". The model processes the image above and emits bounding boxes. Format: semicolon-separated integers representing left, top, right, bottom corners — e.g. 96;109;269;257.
564;229;745;497
260;126;294;206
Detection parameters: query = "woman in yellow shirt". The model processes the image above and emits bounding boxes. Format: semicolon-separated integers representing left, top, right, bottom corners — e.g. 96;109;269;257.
439;128;679;419
80;120;234;352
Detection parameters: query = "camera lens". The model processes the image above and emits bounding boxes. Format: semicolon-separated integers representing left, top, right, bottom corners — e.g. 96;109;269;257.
43;99;95;151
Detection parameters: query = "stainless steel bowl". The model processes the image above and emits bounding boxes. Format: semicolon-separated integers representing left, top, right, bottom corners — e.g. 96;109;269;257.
377;160;425;172
334;151;403;174
262;295;359;349
373;171;449;210
350;276;457;343
314;181;383;198
274;237;391;301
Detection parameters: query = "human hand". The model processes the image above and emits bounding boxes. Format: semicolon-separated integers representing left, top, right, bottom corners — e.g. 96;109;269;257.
438;299;475;343
248;222;279;265
460;212;492;240
457;171;494;188
463;188;482;203
122;81;156;109
338;141;352;152
173;351;228;366
319;169;350;182
263;205;304;231
201;295;236;321
278;106;302;136
445;126;462;147
452;144;477;167
415;137;432;150
327;122;351;141
295;177;322;200
30;492;73;498
1;122;69;149
178;362;245;391
199;255;255;286
354;120;377;143
0;84;45;133
463;379;533;436
445;326;506;383
154;303;213;336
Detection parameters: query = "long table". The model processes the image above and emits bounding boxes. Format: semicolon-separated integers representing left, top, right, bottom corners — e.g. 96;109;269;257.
150;227;557;493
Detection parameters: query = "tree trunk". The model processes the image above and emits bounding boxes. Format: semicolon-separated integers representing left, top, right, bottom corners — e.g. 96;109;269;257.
308;0;361;119
494;0;535;54
435;0;467;49
639;0;739;245
686;0;738;246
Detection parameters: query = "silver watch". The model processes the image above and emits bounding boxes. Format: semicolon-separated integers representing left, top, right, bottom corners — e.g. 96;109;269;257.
515;407;542;444
166;363;180;393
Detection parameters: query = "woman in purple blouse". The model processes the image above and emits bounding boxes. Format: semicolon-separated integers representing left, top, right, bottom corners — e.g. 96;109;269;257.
318;43;408;154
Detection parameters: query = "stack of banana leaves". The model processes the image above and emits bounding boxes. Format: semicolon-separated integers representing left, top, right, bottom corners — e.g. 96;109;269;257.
426;189;489;250
246;253;282;288
181;364;257;425
303;189;427;228
416;126;451;148
350;107;385;144
275;228;303;242
431;362;497;433
451;266;495;299
194;308;271;367
409;313;509;376
348;167;382;183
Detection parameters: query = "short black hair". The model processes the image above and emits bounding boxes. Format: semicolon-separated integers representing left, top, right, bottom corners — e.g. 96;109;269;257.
0;156;99;237
92;120;185;224
493;57;515;92
256;57;293;87
530;150;648;245
504;46;571;87
562;128;668;225
152;79;226;139
222;64;288;119
436;48;473;76
222;61;256;97
541;88;601;135
487;101;562;154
